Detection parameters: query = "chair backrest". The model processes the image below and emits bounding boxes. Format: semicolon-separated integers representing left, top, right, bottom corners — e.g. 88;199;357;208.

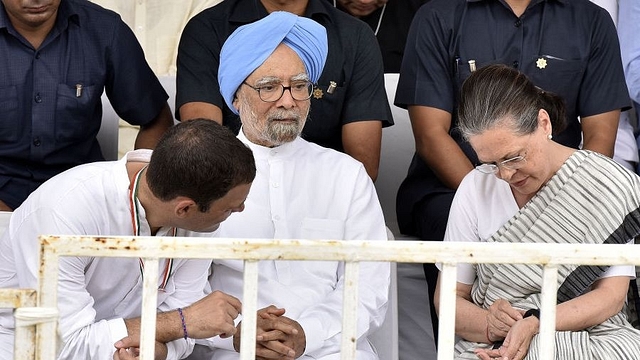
98;92;120;161
157;75;177;122
375;73;415;237
98;75;178;161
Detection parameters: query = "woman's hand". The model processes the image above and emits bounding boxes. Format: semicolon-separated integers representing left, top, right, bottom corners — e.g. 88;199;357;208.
486;299;524;341
475;315;538;360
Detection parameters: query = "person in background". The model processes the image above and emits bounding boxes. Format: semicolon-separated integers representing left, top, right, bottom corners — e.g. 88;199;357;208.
436;63;640;360
0;120;256;360
588;0;638;172
619;0;640;112
329;0;429;73
0;0;174;210
89;0;223;159
90;0;222;76
396;0;630;342
619;0;640;161
618;0;640;328
176;0;393;182
185;11;389;360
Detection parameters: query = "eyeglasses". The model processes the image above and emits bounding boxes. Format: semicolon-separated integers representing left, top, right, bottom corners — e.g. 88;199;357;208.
242;80;314;102
475;154;527;174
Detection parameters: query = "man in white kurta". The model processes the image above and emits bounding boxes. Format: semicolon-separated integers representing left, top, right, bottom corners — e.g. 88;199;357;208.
208;132;390;359
191;11;390;360
0;120;255;360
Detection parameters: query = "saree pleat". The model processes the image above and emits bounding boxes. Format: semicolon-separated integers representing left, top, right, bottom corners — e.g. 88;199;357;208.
454;151;640;359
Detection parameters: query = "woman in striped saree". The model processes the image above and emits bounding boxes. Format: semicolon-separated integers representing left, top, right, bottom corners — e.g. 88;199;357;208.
434;64;640;360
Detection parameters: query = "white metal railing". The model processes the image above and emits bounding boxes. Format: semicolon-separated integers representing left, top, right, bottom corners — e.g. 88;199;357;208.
11;236;640;359
0;289;37;360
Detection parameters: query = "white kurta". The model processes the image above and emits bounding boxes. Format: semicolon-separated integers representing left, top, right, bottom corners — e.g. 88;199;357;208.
442;168;635;284
0;150;213;360
202;132;390;360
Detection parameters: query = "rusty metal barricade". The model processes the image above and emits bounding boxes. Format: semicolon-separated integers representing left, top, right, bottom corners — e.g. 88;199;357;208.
13;236;640;360
0;289;38;359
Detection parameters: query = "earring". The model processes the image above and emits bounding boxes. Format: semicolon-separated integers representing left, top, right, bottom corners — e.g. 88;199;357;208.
547;134;553;140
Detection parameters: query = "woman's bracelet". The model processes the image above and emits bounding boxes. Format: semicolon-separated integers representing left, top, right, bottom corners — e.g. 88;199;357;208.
177;307;188;340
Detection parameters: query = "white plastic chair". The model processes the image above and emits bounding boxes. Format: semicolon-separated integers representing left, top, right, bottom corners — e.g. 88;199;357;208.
376;73;415;237
98;92;120;161
99;75;178;161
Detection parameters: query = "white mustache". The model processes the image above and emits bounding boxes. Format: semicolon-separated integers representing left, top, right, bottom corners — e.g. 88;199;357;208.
267;111;302;122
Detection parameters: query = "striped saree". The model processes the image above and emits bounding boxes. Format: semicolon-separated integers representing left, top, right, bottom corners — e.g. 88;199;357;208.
455;151;640;359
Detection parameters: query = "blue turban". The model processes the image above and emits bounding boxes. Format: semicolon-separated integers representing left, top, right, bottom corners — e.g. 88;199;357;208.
219;11;328;115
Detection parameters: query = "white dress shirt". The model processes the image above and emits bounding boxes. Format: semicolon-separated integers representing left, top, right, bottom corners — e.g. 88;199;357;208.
201;131;390;360
0;150;213;360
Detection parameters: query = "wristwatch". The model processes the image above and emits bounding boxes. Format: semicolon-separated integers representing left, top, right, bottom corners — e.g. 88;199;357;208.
524;308;540;320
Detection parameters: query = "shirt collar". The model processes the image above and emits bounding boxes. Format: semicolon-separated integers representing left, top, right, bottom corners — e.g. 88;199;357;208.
466;0;568;5
228;0;332;25
0;3;10;30
56;0;81;29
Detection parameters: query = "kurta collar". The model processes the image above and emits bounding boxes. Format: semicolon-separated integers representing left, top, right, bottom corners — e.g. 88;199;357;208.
237;127;302;159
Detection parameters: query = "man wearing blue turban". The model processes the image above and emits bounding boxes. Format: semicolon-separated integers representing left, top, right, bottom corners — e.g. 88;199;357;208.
219;11;327;115
187;11;390;360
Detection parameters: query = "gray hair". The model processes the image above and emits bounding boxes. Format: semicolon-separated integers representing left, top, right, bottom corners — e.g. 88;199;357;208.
457;64;566;141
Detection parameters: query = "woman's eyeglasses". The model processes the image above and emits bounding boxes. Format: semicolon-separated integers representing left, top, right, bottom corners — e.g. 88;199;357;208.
476;154;527;174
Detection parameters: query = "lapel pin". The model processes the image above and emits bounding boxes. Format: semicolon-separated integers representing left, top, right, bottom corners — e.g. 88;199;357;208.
536;58;548;69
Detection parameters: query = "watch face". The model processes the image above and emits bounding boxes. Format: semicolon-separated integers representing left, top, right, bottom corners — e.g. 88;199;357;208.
524;308;540;319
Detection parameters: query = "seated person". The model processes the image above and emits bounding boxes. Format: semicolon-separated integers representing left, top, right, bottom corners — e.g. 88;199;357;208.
329;0;429;73
0;0;174;210
619;0;640;171
187;12;390;360
176;0;393;181
396;0;629;342
89;0;223;75
434;64;640;359
589;0;639;172
0;120;256;360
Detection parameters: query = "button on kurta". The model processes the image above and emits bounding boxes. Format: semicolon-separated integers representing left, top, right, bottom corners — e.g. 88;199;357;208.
33;137;41;147
34;93;42;103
